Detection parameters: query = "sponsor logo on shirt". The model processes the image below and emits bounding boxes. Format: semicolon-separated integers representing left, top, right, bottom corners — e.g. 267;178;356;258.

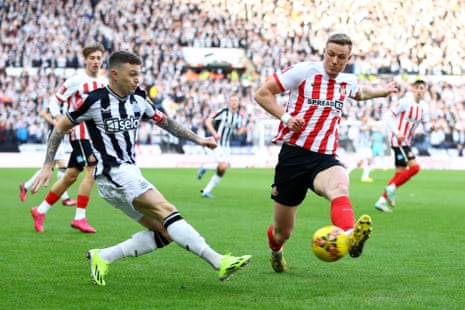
104;117;140;132
307;98;344;110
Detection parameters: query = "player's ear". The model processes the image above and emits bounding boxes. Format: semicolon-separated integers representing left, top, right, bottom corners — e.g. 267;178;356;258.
110;68;118;80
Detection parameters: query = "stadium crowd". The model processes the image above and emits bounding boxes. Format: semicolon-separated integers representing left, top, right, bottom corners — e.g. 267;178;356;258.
1;0;464;155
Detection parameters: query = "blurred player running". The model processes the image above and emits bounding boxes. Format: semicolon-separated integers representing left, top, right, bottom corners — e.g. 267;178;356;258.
31;43;107;233
19;108;76;206
197;95;247;198
375;79;434;212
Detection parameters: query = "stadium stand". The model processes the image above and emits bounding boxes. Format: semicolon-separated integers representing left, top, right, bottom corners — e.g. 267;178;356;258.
1;0;464;156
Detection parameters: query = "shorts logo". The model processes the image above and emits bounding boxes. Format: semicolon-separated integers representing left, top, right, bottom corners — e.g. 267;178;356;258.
104;117;140;133
271;186;278;197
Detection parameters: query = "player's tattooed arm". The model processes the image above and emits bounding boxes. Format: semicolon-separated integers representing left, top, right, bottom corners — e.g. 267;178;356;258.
44;128;66;166
157;117;202;144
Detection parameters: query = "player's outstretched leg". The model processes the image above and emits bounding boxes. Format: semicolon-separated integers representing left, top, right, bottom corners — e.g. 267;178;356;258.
349;214;373;258
218;253;252;281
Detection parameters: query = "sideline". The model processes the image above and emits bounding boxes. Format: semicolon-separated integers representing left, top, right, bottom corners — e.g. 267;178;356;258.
2;144;465;169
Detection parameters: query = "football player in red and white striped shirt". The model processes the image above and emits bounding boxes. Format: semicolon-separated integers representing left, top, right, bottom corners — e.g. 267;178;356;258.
254;33;398;272
31;43;107;233
375;79;433;212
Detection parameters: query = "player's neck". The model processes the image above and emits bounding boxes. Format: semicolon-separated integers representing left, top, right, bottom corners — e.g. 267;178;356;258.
85;69;99;78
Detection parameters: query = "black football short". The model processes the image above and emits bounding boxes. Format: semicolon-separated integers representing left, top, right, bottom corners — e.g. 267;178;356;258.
391;146;415;167
271;143;344;206
67;139;97;171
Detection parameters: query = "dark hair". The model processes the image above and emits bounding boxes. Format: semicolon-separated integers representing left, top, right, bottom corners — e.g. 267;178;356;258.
327;33;353;52
413;79;426;86
82;42;105;58
108;51;142;69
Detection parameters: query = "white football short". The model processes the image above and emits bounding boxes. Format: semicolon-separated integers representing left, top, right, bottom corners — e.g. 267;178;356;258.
54;141;68;161
357;147;373;159
212;146;231;163
95;163;155;221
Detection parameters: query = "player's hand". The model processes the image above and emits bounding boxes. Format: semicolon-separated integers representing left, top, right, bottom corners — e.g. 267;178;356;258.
287;116;305;132
200;136;217;149
31;167;54;194
384;81;398;96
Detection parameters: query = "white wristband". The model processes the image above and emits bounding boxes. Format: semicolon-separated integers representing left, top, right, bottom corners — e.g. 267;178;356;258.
280;113;291;124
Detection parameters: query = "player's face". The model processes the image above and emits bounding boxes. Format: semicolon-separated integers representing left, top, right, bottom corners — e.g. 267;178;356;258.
229;96;240;112
111;63;141;97
412;83;426;102
84;51;104;77
323;43;352;79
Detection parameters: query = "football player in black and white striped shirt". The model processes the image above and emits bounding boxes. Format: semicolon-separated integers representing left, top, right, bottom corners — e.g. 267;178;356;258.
198;95;247;198
31;50;251;286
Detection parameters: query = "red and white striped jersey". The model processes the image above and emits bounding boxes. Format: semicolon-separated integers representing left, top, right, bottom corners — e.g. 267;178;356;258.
272;61;360;154
49;73;107;141
386;97;431;147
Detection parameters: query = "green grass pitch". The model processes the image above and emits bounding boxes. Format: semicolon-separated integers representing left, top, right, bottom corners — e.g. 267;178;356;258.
1;167;464;309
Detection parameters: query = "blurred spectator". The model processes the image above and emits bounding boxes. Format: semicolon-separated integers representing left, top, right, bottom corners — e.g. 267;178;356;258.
1;0;465;155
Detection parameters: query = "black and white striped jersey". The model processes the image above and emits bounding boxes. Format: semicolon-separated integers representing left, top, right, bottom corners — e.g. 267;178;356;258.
212;107;243;148
66;86;165;177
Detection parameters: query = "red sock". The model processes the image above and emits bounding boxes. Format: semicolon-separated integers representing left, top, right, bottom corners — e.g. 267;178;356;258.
45;191;60;205
389;172;403;186
77;194;90;209
267;225;283;252
395;165;420;187
330;196;355;231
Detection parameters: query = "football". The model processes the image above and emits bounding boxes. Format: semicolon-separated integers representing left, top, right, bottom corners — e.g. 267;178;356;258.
311;225;349;262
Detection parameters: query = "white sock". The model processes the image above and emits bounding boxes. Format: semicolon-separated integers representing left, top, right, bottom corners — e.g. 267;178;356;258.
24;170;42;190
386;184;396;191
37;200;52;214
164;213;222;269
74;208;86;220
99;230;168;263
203;174;222;194
361;166;371;179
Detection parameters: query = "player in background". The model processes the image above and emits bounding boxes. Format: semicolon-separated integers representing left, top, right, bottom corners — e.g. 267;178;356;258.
346;114;375;183
197;95;247;198
254;33;398;272
374;79;434;212
31;50;251;285
31;43;107;233
19;108;76;206
370;122;388;170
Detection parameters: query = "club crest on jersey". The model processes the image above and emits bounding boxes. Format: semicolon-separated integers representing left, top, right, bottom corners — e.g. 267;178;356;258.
104;117;140;133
